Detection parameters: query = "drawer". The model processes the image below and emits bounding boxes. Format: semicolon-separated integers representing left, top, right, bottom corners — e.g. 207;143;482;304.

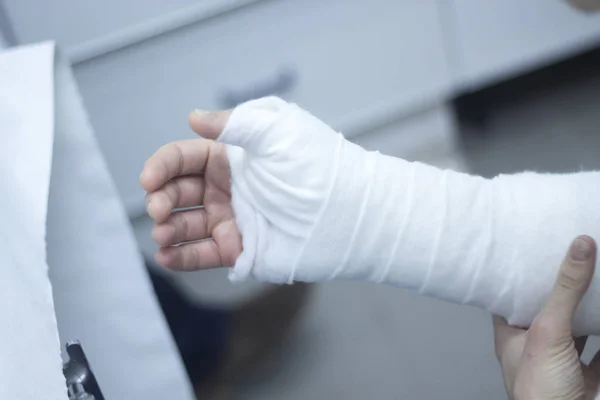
445;0;600;90
352;104;468;173
351;104;459;161
71;0;451;215
4;0;201;48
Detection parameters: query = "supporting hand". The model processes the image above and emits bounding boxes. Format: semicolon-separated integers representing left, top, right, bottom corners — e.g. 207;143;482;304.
493;236;600;400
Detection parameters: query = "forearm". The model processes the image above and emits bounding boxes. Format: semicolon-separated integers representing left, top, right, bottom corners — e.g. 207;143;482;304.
222;97;600;336
290;142;600;334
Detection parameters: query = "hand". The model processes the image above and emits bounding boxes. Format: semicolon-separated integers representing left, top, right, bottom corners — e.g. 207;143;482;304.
493;235;600;400
140;109;240;270
141;97;345;282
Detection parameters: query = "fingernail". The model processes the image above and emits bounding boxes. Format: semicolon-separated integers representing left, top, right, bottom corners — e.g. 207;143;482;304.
193;110;209;122
570;237;593;262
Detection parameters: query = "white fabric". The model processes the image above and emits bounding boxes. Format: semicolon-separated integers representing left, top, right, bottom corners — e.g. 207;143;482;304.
0;42;194;399
0;41;65;400
222;96;600;337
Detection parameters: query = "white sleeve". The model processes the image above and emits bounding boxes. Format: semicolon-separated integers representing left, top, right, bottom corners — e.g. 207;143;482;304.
0;42;195;400
219;96;600;336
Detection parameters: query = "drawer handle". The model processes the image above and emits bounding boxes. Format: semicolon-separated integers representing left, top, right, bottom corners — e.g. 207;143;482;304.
220;68;297;109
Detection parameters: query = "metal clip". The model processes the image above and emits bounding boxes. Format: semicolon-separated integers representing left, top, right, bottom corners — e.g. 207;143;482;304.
62;340;105;400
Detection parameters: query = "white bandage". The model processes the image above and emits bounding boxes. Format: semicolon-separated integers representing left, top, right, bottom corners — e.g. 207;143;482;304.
219;97;600;336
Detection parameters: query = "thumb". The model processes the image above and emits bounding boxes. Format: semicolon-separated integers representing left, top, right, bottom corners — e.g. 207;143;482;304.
188;109;232;141
189;96;290;155
537;235;596;336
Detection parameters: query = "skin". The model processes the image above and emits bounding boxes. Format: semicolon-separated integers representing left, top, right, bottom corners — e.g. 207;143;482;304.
493;236;600;399
141;3;600;395
140;0;600;269
142;112;600;400
140;110;240;270
141;114;600;399
492;5;600;398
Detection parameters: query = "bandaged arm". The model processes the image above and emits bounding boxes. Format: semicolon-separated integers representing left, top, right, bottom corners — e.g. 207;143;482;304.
218;97;600;336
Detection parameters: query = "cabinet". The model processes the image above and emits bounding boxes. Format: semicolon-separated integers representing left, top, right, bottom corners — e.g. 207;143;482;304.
445;0;600;90
4;0;209;47
66;0;450;214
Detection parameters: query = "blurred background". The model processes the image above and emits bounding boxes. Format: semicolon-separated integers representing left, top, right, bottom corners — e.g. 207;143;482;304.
2;0;600;398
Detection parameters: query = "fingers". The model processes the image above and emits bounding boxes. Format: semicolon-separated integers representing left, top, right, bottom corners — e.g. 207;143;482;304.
140;139;211;192
155;218;242;271
492;315;524;359
152;209;209;247
530;236;596;347
155;240;223;271
146;176;205;223
188;110;231;141
492;315;527;393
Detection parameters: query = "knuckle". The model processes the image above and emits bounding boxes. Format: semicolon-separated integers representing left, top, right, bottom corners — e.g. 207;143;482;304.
165;179;181;204
557;263;588;292
157;143;177;161
171;213;186;242
182;213;190;238
190;246;202;267
200;209;208;230
172;143;185;175
157;142;184;175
